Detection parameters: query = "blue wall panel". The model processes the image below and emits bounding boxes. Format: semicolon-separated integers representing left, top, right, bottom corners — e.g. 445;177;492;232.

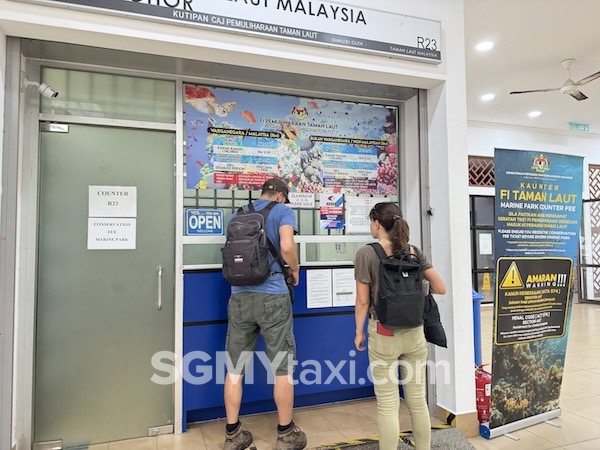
183;270;374;428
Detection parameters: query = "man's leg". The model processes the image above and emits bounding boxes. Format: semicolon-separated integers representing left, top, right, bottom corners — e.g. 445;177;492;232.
223;293;258;450
273;374;293;425
258;294;306;449
225;373;244;423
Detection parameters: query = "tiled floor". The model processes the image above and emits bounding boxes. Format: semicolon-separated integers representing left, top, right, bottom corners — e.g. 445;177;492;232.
91;302;600;449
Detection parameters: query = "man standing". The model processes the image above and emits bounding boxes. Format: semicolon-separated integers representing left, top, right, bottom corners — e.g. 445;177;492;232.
223;178;306;450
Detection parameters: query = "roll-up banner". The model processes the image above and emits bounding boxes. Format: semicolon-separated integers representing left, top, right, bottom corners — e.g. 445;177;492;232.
481;149;583;439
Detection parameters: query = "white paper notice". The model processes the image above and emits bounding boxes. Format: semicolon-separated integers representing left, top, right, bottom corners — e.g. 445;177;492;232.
288;192;315;208
479;232;493;255
346;196;380;234
87;218;136;250
307;269;333;309
89;186;137;218
332;268;356;307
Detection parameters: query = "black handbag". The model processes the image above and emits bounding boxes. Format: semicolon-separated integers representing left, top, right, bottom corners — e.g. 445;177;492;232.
423;293;447;347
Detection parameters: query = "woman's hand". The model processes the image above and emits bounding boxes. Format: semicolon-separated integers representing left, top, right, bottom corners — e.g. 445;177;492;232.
354;330;366;351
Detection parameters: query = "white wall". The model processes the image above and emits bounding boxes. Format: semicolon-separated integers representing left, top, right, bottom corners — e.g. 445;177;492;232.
468;121;600;162
468;121;600;200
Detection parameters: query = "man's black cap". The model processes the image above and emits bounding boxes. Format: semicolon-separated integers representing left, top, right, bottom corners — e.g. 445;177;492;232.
262;178;290;203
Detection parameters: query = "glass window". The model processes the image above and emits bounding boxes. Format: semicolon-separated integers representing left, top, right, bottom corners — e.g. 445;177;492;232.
473;196;495;226
40;67;175;123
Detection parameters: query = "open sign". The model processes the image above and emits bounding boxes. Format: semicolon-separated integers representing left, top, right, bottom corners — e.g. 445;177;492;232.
185;209;224;235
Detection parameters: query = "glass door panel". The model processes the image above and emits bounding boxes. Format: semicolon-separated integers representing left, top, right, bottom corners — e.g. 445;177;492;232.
35;124;175;446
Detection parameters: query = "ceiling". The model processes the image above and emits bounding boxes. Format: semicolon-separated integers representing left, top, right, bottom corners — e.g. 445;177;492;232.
464;0;600;136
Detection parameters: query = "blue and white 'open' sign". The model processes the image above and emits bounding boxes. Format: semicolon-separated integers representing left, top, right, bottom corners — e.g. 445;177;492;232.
185;209;224;235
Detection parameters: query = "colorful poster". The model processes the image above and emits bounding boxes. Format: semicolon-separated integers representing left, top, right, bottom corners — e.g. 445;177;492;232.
482;149;583;439
184;85;397;195
319;193;344;229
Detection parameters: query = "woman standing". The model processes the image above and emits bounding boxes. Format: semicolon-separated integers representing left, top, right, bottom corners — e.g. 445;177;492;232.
354;202;446;450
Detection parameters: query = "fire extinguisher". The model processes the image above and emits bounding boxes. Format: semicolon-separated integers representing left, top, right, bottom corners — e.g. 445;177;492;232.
475;364;492;423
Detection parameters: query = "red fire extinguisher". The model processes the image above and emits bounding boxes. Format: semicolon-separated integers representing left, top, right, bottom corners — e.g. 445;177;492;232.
475;364;492;423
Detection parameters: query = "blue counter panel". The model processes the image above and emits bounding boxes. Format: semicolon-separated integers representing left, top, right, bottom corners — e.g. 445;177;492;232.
183;270;373;429
184;270;230;323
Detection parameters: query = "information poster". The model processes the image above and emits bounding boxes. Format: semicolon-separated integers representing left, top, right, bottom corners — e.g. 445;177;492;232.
306;269;333;309
184;85;397;195
332;268;356;307
345;196;380;234
320;193;344;229
482;149;583;439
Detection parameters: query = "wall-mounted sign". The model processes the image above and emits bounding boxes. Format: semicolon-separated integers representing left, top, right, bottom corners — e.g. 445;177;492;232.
89;185;137;217
568;122;589;132
34;0;441;63
185;84;398;196
288;192;315;208
320;193;344;229
87;218;136;250
345;196;380;234
185;208;224;235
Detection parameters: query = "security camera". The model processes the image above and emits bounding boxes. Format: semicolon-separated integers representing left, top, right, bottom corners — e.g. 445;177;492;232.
38;83;59;98
23;78;59;98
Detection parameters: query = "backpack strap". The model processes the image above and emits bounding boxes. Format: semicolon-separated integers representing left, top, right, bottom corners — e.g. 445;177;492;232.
368;242;388;260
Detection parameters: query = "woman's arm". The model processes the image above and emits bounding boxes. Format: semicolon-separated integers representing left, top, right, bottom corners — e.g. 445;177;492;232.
354;281;370;351
424;267;447;295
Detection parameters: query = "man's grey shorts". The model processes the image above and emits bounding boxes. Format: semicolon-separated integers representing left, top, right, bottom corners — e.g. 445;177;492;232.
225;292;296;376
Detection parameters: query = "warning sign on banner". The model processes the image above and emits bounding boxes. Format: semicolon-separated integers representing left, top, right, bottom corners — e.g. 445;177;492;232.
494;257;572;345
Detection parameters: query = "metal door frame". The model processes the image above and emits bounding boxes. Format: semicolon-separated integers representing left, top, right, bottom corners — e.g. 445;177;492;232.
13;55;184;450
1;37;23;450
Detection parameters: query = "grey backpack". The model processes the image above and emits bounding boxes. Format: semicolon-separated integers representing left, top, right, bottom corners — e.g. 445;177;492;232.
221;202;279;286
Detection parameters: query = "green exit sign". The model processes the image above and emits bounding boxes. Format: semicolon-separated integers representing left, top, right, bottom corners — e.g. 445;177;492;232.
569;122;589;132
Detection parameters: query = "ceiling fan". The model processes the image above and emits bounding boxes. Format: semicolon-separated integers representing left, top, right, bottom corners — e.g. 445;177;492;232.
510;58;600;101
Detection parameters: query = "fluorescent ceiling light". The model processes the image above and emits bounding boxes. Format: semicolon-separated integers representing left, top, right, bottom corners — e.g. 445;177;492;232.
528;111;542;118
476;41;494;51
481;93;495;101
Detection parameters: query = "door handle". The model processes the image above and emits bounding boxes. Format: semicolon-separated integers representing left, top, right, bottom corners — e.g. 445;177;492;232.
157;265;163;310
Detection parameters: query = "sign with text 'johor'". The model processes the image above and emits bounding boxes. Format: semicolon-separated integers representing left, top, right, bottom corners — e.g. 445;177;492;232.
33;0;441;62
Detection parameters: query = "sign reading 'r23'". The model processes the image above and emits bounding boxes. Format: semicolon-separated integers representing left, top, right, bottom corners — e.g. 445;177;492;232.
185;209;224;235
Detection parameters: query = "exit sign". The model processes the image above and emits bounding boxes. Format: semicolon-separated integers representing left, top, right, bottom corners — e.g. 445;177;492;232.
569;122;589;132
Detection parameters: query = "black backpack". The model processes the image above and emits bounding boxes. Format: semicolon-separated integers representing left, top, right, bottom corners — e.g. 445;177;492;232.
369;242;425;328
221;201;285;286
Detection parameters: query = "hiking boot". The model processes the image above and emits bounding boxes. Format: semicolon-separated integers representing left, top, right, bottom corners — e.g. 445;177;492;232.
223;423;253;450
276;424;306;450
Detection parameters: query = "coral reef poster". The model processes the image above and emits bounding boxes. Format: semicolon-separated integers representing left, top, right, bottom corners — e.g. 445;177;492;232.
485;149;583;436
184;85;397;195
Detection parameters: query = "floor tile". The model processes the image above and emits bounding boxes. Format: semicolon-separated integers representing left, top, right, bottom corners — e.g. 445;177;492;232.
468;429;560;449
559;395;600;424
337;420;379;441
319;404;374;429
156;426;206;449
563;437;600;449
108;436;157;449
305;429;347;449
526;410;600;446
